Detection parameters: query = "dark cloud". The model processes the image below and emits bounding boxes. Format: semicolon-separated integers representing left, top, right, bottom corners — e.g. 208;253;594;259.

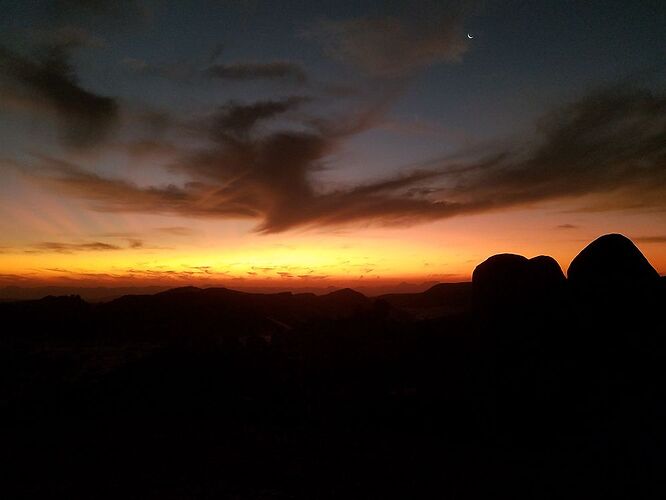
436;84;666;212
305;2;471;77
28;83;666;233
32;158;258;219
29;147;460;233
118;139;182;162
556;224;578;230
0;44;119;148
205;61;307;83
208;97;309;139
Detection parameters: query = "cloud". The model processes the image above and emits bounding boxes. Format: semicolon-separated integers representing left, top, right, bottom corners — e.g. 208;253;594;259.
556;224;578;230
127;239;144;249
32;157;257;218
208;96;309;139
0;273;37;284
305;3;470;77
632;236;666;244
20;238;150;254
27;83;666;233
29;149;459;233
156;227;196;237
0;44;119;148
121;139;183;160
435;84;666;212
26;241;123;254
205;61;307;83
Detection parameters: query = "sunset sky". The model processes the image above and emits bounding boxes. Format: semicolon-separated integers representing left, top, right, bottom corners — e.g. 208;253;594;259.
1;0;664;289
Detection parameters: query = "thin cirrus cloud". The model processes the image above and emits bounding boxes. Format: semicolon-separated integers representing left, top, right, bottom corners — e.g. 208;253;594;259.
19;238;150;254
25;241;123;254
27;82;666;234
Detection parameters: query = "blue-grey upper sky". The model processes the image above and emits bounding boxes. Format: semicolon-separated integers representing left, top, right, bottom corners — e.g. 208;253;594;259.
0;0;664;235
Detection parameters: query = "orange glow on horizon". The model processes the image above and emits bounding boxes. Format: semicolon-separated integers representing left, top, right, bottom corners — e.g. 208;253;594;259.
1;175;664;288
1;208;664;289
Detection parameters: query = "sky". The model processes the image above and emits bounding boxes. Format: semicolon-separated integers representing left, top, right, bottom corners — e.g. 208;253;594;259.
0;0;665;290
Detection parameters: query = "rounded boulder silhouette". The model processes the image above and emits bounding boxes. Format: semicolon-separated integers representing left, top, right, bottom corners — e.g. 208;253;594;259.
473;253;565;313
567;234;659;289
529;255;567;290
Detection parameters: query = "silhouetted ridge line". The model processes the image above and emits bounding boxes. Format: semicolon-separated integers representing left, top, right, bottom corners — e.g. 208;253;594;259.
155;286;204;295
377;282;472;318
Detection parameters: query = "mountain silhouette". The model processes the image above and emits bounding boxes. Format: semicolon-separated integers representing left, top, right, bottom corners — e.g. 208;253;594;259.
378;282;472;318
0;234;664;499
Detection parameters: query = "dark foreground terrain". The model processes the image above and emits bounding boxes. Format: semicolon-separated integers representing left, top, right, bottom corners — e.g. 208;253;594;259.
1;234;665;499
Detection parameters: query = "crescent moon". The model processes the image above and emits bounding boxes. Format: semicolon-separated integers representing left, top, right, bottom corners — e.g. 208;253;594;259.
467;33;474;39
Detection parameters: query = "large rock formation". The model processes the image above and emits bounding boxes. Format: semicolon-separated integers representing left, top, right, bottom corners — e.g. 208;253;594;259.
567;233;659;290
472;253;565;314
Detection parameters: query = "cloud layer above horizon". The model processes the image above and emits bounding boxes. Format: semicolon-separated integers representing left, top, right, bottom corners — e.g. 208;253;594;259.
24;82;666;234
2;0;665;238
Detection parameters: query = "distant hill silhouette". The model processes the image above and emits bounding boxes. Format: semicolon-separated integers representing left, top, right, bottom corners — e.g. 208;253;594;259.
111;285;373;322
378;282;472;318
0;285;171;302
0;282;444;302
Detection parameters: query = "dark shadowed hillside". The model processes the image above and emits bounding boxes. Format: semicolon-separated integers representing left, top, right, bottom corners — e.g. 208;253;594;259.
1;234;664;499
377;281;472;318
0;285;171;302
